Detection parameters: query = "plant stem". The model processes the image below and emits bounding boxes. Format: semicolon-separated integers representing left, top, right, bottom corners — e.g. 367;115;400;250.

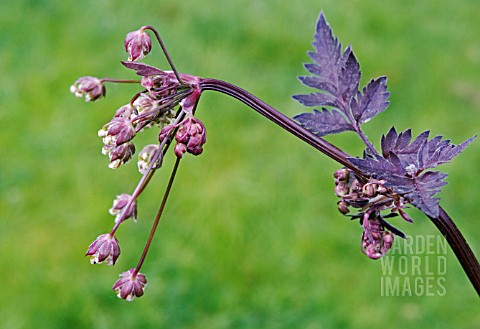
100;78;141;84
431;207;480;295
144;26;183;84
134;157;181;276
200;77;480;296
110;112;185;235
200;78;363;178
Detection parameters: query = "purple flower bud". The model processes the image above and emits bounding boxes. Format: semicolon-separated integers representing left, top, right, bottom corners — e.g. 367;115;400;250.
174;143;187;158
124;28;152;62
138;144;161;174
112;268;147;301
158;124;175;142
133;93;157;115
141;76;155;90
334;182;349;197
115;104;136;119
361;216;394;259
104;117;136;145
174;116;206;157
70;76;105;102
109;194;137;223
108;142;135;169
337;200;350;214
334;169;349;182
362;183;377;197
85;233;120;265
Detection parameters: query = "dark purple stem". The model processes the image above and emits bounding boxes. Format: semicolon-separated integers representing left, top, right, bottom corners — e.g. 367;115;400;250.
200;77;480;296
100;78;141;84
431;207;480;295
143;26;183;84
134;157;181;276
200;78;362;177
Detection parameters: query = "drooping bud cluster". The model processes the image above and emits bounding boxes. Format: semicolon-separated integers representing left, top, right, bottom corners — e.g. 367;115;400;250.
98;117;136;169
173;116;207;158
361;213;394;259
109;194;138;223
85;234;121;265
112;269;147;301
124;27;152;62
333;168;411;259
137;144;161;174
70;76;105;102
74;24;207;301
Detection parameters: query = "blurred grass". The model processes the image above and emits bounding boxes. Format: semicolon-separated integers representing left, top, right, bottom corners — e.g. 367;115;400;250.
1;0;479;328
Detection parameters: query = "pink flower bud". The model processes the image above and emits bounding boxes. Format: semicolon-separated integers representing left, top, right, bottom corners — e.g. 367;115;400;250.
133;93;157;115
158;125;175;142
361;217;395;259
108;142;135;169
334;169;349;182
337;200;350;214
85;234;120;265
174;116;206;157
124;28;152;62
104;117;136;145
141;76;155;90
112;268;147;301
138;144;160;174
115;104;136;119
70;76;105;102
174;142;187;158
109;194;137;223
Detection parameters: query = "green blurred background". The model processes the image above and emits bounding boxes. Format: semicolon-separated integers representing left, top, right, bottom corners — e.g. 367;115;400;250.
1;0;479;328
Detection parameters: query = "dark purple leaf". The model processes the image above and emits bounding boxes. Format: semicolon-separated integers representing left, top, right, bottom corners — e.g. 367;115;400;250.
306;12;342;95
348;156;405;178
298;75;337;96
121;61;165;76
406;171;448;218
294;109;353;137
339;46;361;103
380;128;475;171
351;77;390;124
422;135;476;169
292;93;339;108
349;155;448;217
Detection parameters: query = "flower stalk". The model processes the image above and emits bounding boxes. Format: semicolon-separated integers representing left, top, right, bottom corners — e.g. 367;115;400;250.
199;77;480;296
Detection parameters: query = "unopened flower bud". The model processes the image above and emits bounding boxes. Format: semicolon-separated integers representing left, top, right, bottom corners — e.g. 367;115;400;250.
133;93;157;115
109;194;137;223
334;182;349;197
138;144;160;174
174;116;206;157
334;168;349;182
112;268;147;301
362;183;377;197
141;76;155;90
174;142;187;158
115;104;136;119
398;208;413;223
124;28;152;62
70;76;105;102
337;200;350;214
361;217;394;259
108;142;135;169
104;117;136;145
85;233;120;265
158;125;175;142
